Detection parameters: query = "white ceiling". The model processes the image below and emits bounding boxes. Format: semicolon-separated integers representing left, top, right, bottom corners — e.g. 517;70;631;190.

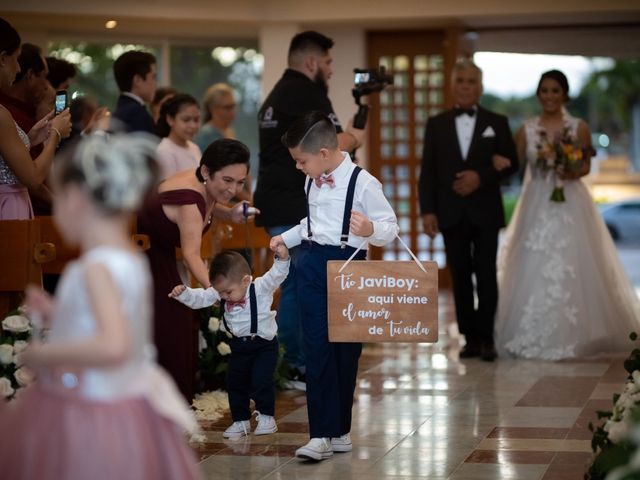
2;0;640;57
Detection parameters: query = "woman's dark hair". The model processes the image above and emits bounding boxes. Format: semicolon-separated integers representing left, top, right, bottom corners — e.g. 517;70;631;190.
196;138;250;182
281;110;338;153
14;43;46;83
152;86;177;107
156;93;199;138
536;69;570;101
0;17;20;56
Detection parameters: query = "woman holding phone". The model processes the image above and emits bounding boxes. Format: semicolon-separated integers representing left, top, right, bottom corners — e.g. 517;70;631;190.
0;17;71;219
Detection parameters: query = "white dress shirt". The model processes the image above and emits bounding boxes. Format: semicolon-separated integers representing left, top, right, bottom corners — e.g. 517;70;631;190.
175;258;290;340
281;152;399;249
455;106;477;160
122;91;146;106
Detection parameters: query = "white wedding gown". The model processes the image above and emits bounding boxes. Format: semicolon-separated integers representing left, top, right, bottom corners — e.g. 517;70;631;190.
496;110;640;360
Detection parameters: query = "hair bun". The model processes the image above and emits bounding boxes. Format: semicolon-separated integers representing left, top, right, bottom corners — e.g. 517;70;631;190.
74;133;159;212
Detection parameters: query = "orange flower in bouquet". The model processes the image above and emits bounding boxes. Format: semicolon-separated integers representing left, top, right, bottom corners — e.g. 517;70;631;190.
535;127;587;202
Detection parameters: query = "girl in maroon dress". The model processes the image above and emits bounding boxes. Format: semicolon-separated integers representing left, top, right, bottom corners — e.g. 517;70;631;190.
138;138;254;401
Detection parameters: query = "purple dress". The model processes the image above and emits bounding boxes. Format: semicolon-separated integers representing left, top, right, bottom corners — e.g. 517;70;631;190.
137;189;210;401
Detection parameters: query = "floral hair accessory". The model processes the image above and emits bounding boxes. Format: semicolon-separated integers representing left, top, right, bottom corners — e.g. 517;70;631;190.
74;133;159;213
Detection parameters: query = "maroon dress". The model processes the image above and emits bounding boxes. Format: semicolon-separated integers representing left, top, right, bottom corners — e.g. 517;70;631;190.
137;189;211;401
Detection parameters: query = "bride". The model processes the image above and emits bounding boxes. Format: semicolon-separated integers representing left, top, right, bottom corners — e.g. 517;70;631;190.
495;69;640;360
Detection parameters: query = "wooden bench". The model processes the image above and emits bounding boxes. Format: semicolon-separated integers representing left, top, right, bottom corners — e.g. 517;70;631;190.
0;219;56;316
173;222;273;277
0;216;274;317
38;216;80;275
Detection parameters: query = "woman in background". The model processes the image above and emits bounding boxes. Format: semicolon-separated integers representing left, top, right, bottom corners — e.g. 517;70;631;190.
137;138;255;401
0;17;71;219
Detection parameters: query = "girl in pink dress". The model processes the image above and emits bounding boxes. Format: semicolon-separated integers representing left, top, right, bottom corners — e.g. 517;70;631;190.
0;133;203;480
155;93;202;180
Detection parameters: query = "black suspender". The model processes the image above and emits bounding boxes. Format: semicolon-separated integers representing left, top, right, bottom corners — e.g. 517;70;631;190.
220;283;258;339
248;283;257;337
341;166;362;247
306;166;362;248
306;178;313;240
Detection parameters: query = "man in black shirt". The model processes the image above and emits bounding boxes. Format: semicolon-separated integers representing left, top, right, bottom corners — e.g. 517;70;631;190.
255;31;363;386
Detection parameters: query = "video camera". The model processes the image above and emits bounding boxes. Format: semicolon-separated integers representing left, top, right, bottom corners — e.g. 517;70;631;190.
352;66;393;129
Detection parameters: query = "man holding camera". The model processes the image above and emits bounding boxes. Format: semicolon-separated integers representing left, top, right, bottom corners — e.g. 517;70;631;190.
254;30;364;390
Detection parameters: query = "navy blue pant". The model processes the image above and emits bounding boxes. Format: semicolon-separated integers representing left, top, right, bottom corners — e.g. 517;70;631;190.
227;336;278;421
266;225;305;372
296;241;366;438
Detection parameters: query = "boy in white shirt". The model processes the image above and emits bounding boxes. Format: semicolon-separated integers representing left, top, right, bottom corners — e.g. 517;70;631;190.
270;111;398;461
169;247;289;439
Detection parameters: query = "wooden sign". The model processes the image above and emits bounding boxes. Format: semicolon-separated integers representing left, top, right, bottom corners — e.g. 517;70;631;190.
327;260;438;343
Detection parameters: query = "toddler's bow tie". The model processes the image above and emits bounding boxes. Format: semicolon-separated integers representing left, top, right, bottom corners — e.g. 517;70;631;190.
226;299;246;310
315;174;335;188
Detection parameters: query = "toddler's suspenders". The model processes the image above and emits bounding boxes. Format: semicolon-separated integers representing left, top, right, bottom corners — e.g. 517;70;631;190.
306;166;362;248
220;283;258;339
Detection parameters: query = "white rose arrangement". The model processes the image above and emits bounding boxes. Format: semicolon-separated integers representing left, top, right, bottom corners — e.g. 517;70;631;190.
216;342;231;356
198;311;234;391
2;315;32;334
586;333;640;479
0;310;36;400
196;305;287;393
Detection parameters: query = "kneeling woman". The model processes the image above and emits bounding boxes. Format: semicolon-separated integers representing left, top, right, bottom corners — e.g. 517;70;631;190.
138;138;252;400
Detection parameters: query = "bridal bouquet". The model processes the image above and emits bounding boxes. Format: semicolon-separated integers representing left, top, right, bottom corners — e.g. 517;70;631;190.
535;127;586;203
0;309;36;400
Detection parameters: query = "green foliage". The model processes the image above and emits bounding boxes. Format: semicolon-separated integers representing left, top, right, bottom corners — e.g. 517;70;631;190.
502;192;520;226
169;45;261;174
47;41;262;177
624;347;640;377
481;92;540;134
48;42;160;111
585;333;640;479
580;60;640;134
483;59;640;161
587;440;635;480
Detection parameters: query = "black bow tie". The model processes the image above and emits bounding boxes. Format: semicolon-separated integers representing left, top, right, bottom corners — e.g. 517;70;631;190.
454;107;476;117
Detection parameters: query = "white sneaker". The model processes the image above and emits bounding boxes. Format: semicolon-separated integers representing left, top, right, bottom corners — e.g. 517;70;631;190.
295;437;333;461
223;420;251;439
254;411;277;435
331;433;352;452
283;379;306;391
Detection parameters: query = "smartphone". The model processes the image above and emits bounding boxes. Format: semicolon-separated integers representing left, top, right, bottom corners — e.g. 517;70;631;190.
54;90;67;115
242;203;258;217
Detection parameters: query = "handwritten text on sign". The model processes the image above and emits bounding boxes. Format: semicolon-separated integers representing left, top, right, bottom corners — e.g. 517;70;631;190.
327;260;438;343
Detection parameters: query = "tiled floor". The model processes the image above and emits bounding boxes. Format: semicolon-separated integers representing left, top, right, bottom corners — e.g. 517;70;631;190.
192;291;630;479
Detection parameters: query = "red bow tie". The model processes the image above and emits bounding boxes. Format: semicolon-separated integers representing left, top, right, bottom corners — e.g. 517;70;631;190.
315;174;335;188
226;299;246;310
